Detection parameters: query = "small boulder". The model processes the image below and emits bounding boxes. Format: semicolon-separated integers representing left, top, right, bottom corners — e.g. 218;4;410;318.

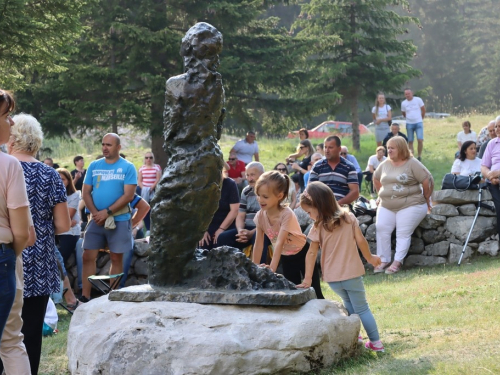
421;229;446;245
134;240;151;257
418;214;447;229
356;215;373;226
365;224;376;241
448;243;472;263
405;255;446;267
432;189;492;205
424;241;450;257
134;258;149;276
408;237;425;254
478;241;500;257
359;223;368;235
431;204;459;217
445;216;497;242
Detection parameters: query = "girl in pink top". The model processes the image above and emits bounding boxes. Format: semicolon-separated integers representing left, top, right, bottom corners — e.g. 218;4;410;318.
298;182;384;352
252;171;324;299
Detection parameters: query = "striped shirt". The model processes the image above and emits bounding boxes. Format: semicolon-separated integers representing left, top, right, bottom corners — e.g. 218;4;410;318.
239;185;261;228
309;157;358;201
139;165;161;187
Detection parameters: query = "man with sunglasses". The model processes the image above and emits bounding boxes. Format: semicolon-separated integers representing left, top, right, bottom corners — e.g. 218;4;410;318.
226;152;247;191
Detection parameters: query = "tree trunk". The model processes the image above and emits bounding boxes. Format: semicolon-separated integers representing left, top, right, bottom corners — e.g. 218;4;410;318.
151;94;167;169
350;93;360;151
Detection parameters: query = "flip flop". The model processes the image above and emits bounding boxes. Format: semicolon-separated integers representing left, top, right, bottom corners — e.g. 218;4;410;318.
385;263;401;275
373;262;389;273
67;300;84;312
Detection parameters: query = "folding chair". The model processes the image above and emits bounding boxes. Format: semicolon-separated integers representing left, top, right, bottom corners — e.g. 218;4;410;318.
87;273;124;295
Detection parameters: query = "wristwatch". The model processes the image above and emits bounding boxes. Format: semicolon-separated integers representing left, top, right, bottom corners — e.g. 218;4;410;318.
106;208;113;216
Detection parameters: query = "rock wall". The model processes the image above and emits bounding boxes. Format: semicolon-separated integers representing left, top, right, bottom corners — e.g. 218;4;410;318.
358;189;498;267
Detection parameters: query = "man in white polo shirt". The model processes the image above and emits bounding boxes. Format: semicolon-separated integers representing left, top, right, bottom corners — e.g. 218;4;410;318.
230;131;259;164
401;88;426;161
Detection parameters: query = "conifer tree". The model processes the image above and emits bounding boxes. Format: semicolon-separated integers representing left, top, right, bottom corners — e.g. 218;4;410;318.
295;0;421;150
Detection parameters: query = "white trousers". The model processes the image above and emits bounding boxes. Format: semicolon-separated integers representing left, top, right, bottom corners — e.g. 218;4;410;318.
376;203;428;263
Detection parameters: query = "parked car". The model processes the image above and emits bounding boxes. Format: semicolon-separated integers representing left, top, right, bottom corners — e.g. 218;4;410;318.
287;121;371;139
426;112;450;119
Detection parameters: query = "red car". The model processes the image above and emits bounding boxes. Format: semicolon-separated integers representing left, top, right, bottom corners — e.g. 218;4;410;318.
287;121;371;139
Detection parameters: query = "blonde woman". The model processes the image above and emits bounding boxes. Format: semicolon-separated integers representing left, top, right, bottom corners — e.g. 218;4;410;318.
138;151;161;231
373;136;433;274
372;93;392;146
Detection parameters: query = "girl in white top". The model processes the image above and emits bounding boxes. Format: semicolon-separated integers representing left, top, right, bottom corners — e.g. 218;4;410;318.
456;121;477;150
452;141;482;177
372;93;392;146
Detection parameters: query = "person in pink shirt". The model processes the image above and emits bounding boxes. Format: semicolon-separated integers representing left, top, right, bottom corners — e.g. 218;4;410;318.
138;151;161;231
252;171;323;299
481;119;500;238
297;181;384;352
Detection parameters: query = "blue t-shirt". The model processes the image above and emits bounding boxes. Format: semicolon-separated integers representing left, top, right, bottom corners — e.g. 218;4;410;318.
84;157;138;221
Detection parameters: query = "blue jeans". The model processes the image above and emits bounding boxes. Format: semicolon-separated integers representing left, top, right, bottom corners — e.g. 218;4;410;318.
0;244;16;341
406;122;424;142
328;276;380;342
76;238;83;290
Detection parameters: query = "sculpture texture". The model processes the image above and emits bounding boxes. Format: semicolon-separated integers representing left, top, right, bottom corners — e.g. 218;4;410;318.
149;22;225;286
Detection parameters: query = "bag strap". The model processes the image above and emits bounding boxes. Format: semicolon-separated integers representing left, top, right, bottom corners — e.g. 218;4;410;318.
452;174;471;192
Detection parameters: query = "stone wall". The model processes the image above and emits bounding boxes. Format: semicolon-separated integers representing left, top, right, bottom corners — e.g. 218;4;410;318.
358;189;498;267
66;189;499;290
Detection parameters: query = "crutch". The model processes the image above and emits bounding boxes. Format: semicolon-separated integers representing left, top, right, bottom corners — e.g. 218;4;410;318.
458;183;495;266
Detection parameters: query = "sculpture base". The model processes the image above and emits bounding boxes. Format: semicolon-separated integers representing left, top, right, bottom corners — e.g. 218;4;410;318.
67;297;361;375
109;284;316;305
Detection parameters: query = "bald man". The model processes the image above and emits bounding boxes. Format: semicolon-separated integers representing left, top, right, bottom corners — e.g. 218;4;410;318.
80;133;137;302
479;120;497;159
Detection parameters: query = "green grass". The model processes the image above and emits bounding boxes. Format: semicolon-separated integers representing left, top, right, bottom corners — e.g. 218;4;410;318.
40;257;500;375
38;114;498;374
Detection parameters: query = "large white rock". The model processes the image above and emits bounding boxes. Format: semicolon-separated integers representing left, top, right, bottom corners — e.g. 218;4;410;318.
67;296;361;375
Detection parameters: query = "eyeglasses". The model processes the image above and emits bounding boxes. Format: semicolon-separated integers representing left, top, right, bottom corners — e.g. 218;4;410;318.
145;156;153;159
340;152;347;155
299;146;305;149
228;158;236;161
277;168;287;172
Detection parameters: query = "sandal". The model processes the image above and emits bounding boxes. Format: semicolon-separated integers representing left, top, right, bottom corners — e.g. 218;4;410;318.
67;300;84;312
373;262;389;273
385;262;401;275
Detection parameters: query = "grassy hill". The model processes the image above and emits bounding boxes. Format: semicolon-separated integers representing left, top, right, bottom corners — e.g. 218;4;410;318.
38;113;500;375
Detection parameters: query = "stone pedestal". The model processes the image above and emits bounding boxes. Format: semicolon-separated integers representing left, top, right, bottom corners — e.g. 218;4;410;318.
67;297;361;375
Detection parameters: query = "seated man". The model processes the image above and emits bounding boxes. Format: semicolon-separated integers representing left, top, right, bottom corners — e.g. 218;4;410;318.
226;152;247;191
479;120;497;159
341;146;363;189
309;135;359;205
382;123;408;156
216;162;270;263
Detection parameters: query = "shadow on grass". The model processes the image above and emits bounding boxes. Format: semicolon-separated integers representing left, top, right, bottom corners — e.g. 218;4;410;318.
363;255;500;287
301;350;435;375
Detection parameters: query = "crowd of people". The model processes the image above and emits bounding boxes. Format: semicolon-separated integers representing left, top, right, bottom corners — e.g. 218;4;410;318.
3;84;500;368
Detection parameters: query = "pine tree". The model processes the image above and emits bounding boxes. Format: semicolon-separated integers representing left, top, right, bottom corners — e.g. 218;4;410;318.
295;0;421;150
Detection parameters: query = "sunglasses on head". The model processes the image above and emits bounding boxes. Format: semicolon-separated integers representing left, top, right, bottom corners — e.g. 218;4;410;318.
145;156;153;159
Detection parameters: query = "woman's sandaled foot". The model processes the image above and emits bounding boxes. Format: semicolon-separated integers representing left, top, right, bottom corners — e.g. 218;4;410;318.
373;262;389;273
67;300;84;312
385;262;402;275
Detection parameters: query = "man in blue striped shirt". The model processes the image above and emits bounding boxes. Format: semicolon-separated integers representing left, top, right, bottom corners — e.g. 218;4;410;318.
309;135;359;205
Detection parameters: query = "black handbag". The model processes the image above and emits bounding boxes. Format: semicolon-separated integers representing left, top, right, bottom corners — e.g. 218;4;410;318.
441;173;481;191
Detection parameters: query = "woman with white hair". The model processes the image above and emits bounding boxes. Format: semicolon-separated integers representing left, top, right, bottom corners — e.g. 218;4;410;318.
5;113;70;375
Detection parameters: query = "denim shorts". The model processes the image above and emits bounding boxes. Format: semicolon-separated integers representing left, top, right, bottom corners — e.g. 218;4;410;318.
82;220;132;254
406;122;424;142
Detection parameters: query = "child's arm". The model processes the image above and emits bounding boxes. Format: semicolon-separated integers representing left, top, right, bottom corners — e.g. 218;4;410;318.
296;241;319;288
267;228;290;272
354;225;381;268
252;226;265;265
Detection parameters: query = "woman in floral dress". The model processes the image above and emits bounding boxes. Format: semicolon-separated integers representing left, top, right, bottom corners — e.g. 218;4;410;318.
372;136;433;274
